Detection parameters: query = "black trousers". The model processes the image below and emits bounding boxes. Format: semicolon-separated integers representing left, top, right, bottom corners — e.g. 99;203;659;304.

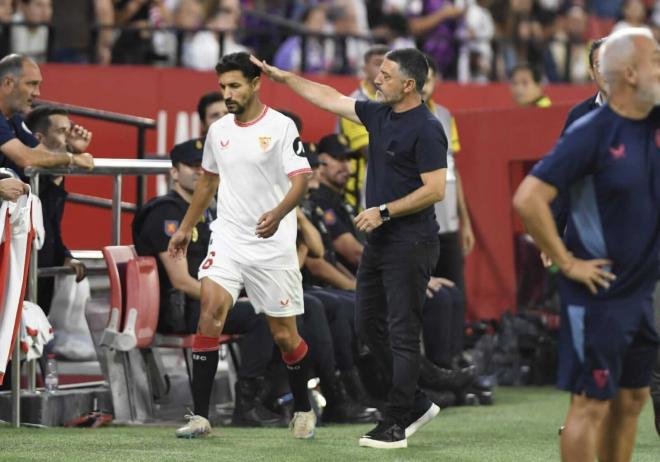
356;240;439;420
298;293;337;387
434;231;465;297
651;282;660;404
422;284;464;368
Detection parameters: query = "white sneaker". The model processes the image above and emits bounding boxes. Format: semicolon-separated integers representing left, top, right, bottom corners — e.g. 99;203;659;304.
289;410;316;439
175;414;211;439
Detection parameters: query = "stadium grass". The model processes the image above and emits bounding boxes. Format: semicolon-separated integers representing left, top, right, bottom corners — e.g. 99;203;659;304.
1;387;658;462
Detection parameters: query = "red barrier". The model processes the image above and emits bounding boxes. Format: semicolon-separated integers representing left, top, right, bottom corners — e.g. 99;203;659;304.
36;64;595;319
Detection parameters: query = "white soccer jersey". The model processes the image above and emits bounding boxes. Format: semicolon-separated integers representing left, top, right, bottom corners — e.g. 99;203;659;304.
201;106;311;269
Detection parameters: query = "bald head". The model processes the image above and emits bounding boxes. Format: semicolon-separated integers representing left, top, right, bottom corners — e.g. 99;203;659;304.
599;28;655;87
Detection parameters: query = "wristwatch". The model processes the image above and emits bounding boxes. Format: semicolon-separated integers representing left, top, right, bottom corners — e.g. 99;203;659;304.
379;204;391;222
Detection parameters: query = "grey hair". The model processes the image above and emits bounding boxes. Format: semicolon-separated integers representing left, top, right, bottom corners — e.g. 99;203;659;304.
0;54;30;81
599;28;655;91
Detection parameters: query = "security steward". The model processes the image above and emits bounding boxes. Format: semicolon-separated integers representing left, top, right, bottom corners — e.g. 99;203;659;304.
132;138;284;428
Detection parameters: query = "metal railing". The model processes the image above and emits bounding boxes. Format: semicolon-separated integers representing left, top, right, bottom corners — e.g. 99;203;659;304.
32;100;157;209
9;158;172;427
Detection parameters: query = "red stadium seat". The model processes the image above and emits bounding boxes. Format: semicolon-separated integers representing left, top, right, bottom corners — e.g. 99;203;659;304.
100;245;136;347
102;247;239;389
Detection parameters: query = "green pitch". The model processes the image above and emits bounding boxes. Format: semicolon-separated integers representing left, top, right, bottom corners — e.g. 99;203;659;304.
1;387;658;462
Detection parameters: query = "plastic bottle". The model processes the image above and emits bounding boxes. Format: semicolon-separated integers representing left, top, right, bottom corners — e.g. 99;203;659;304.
44;354;59;394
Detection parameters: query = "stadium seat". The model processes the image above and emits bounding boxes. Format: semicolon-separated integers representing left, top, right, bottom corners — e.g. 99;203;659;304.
100;245;137;348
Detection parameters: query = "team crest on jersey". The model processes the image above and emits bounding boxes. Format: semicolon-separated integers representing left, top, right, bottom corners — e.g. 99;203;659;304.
259;136;272;151
164;220;179;237
220;139;230;150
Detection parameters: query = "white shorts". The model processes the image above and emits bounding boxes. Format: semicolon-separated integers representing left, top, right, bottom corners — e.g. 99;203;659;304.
197;245;304;318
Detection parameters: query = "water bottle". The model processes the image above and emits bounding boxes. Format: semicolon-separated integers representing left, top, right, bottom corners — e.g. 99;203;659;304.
44;354;59;394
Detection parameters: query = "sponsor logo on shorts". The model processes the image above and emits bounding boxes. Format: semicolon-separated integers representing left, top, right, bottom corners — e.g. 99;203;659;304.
592;369;610;389
280;298;289;307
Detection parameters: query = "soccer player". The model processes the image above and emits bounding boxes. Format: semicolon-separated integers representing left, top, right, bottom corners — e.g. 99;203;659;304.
253;48;448;449
513;28;660;462
168;52;315;439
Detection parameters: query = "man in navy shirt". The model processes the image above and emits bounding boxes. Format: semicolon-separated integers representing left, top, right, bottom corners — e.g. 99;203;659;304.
514;28;660;462
253;48;448;449
0;54;94;179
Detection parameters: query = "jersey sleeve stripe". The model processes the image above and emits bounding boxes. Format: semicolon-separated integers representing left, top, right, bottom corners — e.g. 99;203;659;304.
287;168;313;177
202;168;219;176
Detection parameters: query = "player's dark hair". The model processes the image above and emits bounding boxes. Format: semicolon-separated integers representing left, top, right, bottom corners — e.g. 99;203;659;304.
197;92;223;122
25;106;69;135
510;63;542;84
0;54;28;81
588;37;606;70
385;48;429;93
215;52;261;80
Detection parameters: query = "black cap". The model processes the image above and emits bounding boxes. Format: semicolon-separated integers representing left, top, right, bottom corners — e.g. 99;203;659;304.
170;138;204;166
303;141;320;168
317;134;353;160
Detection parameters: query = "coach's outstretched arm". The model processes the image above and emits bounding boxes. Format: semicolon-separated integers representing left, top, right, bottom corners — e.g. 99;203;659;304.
513;175;616;294
168;172;219;259
250;55;361;124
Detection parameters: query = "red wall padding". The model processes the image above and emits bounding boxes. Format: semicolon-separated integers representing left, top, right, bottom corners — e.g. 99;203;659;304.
38;64;595;319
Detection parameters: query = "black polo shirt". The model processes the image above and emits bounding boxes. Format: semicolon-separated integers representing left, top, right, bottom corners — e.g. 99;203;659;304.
309;182;363;273
132;190;215;333
0;113;40;181
355;100;448;245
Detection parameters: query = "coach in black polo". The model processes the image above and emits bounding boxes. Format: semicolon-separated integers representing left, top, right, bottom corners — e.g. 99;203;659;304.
253;48;448;449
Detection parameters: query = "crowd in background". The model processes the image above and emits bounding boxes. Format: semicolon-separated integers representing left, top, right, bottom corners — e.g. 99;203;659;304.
0;0;659;82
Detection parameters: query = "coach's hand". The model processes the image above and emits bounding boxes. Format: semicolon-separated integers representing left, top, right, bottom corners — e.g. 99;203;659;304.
168;228;192;259
64;257;87;282
256;210;282;238
354;207;383;233
249;55;288;83
560;257;616;294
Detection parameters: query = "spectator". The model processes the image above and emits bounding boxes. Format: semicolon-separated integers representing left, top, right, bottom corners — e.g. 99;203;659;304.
153;0;204;66
51;0;114;64
132;138;284;427
112;0;159;64
0;1;14;59
0;0;12;21
509;63;552;107
11;0;53;63
612;0;650;33
546;5;590;83
183;0;249;71
273;4;331;73
327;0;370;74
0;54;94;183
371;13;417;50
409;1;465;78
24;106;91;314
501;0;545;79
456;0;495;82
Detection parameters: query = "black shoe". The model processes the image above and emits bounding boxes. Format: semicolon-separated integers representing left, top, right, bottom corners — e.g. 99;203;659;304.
322;375;379;424
358;420;407;449
231;378;287;427
402;397;440;438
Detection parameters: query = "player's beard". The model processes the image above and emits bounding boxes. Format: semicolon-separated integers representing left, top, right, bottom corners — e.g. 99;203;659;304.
637;80;660;106
225;99;245;115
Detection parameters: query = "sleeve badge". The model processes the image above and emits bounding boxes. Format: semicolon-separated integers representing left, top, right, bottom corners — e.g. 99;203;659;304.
164;220;179;237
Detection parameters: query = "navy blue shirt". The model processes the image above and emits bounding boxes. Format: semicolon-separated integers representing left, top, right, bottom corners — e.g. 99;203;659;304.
531;105;660;302
0;113;40;181
355;100;448;244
